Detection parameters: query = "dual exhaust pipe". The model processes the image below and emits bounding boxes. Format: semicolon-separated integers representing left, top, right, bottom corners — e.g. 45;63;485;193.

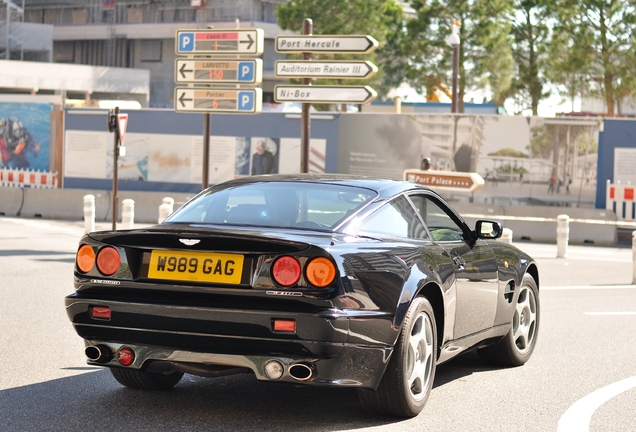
85;345;112;363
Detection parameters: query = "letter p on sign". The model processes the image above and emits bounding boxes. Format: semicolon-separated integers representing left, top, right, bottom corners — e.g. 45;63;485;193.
238;91;254;111
179;33;194;52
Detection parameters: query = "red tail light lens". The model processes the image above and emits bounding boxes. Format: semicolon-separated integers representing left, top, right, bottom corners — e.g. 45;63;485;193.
96;247;121;276
90;306;111;320
117;347;135;366
305;257;336;288
76;244;95;273
272;256;301;287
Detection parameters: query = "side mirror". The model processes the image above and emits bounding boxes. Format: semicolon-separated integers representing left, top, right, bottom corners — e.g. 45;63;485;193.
475;220;503;239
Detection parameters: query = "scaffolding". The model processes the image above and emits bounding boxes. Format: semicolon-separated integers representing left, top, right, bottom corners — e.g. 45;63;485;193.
0;0;25;60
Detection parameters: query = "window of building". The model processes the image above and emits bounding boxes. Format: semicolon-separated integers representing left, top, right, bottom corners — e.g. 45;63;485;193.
54;42;75;63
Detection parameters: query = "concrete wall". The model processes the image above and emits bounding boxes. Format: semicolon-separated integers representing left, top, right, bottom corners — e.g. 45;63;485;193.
0;187;620;244
454;203;617;246
0;187;193;224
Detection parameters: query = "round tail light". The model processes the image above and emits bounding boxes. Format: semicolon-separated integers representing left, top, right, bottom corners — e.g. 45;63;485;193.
305;257;336;288
76;244;95;273
272;256;301;287
96;246;121;276
117;347;135;366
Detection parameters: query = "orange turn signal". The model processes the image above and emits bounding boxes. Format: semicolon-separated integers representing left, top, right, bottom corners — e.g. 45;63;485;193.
305;257;336;288
77;244;95;273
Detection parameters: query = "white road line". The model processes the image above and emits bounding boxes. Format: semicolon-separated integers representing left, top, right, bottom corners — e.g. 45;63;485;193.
584;312;636;316
542;285;636;291
558;376;636;432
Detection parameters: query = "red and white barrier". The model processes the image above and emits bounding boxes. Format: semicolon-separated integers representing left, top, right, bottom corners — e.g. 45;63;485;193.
0;168;58;189
606;180;636;221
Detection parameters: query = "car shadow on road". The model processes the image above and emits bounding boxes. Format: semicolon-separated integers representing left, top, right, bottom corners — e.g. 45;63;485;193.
1;370;402;432
433;350;501;388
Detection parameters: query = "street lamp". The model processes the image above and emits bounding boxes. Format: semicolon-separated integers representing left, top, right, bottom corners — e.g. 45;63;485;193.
446;22;460;113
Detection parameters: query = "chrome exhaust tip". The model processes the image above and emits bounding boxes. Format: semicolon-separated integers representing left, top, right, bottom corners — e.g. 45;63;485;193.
288;363;313;381
85;345;112;363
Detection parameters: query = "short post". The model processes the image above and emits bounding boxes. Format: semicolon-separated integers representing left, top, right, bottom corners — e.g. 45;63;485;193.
158;197;174;223
83;194;95;233
498;228;513;244
121;199;135;229
632;231;636;284
556;214;569;258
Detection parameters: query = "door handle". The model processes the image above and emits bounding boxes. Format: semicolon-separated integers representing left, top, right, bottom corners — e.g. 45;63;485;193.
453;256;465;269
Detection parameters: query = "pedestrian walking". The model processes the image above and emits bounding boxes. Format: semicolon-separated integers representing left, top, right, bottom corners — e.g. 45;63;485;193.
548;174;556;194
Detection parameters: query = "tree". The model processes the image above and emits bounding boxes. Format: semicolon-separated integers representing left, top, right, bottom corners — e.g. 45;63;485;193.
403;0;514;112
509;0;552;115
549;0;636;116
276;0;406;99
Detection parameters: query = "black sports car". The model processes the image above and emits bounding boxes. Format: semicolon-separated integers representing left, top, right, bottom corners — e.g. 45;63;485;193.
65;175;539;417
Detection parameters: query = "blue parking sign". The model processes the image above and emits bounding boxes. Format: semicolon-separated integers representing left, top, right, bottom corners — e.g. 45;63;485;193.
238;92;254;111
238;62;255;82
179;32;194;52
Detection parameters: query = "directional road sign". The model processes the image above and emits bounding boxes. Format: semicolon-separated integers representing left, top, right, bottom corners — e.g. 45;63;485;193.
175;58;263;84
275;35;378;54
274;85;377;104
275;60;377;79
174;88;262;114
403;169;485;193
176;29;264;55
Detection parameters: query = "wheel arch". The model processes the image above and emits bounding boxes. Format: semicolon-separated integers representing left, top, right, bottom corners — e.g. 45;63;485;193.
525;262;539;289
417;282;444;359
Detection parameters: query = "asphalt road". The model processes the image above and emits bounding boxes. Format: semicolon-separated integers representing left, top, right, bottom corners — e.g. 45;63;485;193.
1;216;635;431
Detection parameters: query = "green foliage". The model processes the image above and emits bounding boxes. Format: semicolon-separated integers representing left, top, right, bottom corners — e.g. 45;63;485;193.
403;0;514;112
276;0;406;98
488;148;528;158
548;0;636;116
509;0;552;115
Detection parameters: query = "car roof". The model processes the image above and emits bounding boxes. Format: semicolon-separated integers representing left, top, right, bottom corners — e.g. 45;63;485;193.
212;174;434;200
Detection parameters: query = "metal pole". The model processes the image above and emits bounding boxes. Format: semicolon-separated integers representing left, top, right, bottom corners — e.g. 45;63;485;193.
300;18;312;174
111;106;120;230
202;114;210;190
451;44;459;114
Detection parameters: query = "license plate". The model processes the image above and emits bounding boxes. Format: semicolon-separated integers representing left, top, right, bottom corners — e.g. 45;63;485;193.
148;250;244;284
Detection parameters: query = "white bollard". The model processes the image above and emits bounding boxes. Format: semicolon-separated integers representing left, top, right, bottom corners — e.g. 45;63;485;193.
121;199;135;229
83;194;95;233
556;214;569;258
158;197;175;223
632;231;636;284
497;228;513;244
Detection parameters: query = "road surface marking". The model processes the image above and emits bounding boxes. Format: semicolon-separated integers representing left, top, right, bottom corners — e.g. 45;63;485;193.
558;376;636;432
542;285;636;291
584;312;636;316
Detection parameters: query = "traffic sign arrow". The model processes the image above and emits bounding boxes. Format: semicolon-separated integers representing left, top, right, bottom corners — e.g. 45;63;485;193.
179;62;193;79
178;91;193;107
274;85;377;104
403;169;485;193
275;60;377;79
240;33;254;50
275;35;378;54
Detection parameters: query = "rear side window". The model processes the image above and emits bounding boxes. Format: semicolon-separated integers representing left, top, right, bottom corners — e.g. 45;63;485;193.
356;195;428;240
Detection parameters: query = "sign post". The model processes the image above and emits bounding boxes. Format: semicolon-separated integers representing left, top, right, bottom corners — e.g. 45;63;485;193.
275;26;378;173
107;107;122;230
174;28;264;190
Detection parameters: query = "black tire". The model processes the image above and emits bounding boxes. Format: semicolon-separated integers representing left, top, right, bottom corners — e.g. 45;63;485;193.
110;367;184;390
479;273;539;366
358;297;437;417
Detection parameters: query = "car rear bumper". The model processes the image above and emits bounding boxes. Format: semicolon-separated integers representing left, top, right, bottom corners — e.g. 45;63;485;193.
65;295;393;389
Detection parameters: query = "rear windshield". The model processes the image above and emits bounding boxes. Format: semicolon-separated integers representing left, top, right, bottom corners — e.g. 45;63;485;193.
166;182;377;230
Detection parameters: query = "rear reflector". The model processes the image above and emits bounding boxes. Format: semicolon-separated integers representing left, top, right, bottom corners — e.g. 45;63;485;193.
90;306;111;320
117;347;135;366
273;319;296;333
